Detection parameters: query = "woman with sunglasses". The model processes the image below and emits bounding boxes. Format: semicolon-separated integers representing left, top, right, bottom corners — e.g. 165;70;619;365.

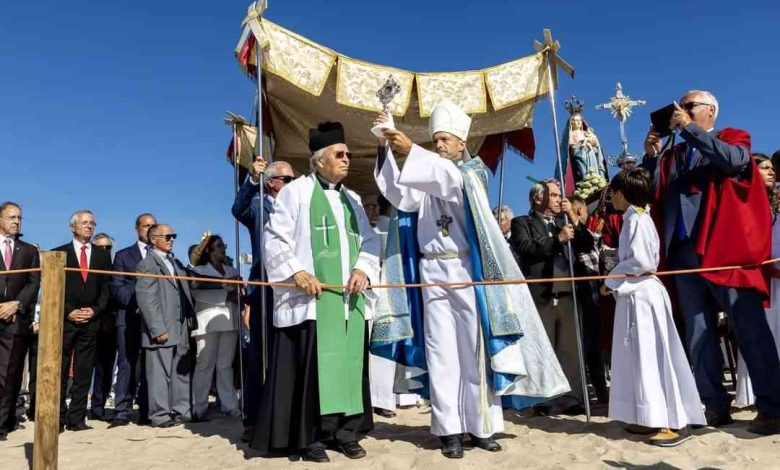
189;234;241;419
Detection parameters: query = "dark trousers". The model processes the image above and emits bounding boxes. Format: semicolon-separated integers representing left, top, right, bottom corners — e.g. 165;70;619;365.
577;284;608;401
60;323;98;426
0;331;27;434
114;321;148;421
90;321;117;416
670;239;780;417
26;334;38;420
242;286;272;427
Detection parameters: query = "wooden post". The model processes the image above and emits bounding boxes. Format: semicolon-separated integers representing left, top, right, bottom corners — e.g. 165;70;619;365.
33;251;66;470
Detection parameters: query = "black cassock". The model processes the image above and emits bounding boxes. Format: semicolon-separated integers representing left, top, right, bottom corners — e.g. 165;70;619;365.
250;320;373;454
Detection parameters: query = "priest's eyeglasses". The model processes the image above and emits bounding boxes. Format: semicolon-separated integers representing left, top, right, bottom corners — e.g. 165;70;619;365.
681;102;711;111
335;150;354;160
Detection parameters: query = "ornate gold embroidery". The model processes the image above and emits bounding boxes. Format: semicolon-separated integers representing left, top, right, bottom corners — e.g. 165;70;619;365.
336;57;414;116
484;54;549;111
416;71;487;117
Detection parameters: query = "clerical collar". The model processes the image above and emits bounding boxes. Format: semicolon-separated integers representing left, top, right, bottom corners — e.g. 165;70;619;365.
315;173;342;191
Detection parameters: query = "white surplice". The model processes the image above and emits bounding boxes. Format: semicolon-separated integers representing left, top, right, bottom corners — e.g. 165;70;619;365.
605;206;706;429
263;174;380;328
736;215;780;406
375;144;503;438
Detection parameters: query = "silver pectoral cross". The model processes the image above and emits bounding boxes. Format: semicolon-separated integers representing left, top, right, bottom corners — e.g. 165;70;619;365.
314;215;336;246
437;214;453;237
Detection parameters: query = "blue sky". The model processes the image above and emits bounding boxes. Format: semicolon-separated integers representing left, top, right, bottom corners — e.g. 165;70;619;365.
2;0;779;269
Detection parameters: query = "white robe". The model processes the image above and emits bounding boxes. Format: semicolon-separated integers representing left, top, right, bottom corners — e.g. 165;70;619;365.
375;144;503;437
606;206;706;429
263;174;380;328
735;215;780;406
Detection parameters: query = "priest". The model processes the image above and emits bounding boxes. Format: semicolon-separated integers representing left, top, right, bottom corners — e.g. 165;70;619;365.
250;122;380;463
371;100;569;458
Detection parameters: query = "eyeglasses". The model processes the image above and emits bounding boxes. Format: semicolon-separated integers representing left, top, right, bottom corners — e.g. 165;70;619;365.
95;245;113;251
681;102;711;111
153;233;177;241
76;221;97;228
335;150;353;160
271;176;294;184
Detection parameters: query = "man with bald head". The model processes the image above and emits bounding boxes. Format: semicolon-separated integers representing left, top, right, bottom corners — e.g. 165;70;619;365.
135;223;196;427
643;90;780;435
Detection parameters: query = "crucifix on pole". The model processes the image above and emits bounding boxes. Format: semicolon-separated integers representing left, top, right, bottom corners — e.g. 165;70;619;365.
595;82;646;168
534;29;592;423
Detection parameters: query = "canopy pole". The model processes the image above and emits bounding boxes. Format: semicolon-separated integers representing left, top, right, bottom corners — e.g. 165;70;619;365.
231;123;247;418
543;48;591;424
254;7;268;383
495;135;508;223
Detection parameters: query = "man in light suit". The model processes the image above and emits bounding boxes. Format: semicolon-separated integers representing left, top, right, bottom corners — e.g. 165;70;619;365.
111;213;156;427
135;223;195;428
0;202;40;441
231;157;293;440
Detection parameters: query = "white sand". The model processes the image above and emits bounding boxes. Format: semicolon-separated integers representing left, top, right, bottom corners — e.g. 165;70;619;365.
1;406;778;469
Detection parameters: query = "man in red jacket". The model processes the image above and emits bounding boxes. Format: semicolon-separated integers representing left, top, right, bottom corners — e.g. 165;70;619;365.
642;90;780;435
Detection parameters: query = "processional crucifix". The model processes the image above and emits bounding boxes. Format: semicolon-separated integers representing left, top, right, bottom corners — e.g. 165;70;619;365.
595;82;646;168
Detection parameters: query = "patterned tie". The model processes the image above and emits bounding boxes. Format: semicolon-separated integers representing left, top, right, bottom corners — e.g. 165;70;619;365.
2;239;12;270
80;244;89;282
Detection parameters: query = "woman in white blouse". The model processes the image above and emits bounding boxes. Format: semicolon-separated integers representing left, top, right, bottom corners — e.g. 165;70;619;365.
190;234;240;418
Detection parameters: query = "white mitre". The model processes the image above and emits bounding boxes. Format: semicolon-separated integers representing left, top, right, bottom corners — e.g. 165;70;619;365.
429;99;472;141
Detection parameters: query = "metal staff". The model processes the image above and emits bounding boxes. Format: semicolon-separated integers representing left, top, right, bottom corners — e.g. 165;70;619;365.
495;135;508;223
254;28;269;383
231;121;247;416
535;29;591;422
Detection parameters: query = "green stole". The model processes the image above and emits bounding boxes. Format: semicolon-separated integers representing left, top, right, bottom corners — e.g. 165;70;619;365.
309;180;366;416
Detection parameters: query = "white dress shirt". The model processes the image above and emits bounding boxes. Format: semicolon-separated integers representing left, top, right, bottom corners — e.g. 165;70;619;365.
72;239;92;267
137;240;150;259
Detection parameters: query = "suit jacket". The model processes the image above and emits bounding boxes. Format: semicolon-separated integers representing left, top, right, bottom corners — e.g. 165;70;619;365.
135;251;195;349
53;242;111;329
111;243;144;328
231;178;273;282
509;212;569;299
0;239;41;335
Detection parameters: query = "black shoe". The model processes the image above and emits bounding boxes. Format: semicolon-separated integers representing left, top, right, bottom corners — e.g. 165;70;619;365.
748;413;780;435
561;404;587;416
302;447;330;463
0;432;7;441
137;417;152;426
339;441;367;459
469;434;502;452
155;419;178;428
66;422;93;432
88;411;107;422
241;426;255;443
108;418;130;429
532;404;551;417
173;414;192;424
704;409;734;428
373;407;397;418
440;435;464;459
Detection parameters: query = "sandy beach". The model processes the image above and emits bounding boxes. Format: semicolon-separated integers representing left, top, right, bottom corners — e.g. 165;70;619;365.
1;405;778;470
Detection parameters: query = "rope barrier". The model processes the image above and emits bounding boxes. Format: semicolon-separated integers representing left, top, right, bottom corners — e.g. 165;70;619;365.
4;257;779;291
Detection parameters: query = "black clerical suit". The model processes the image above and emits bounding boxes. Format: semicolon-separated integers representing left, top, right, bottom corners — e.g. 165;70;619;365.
53;242;111;427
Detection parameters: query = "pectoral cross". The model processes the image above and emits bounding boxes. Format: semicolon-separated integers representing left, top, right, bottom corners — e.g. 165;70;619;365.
437;214;453;237
313;215;336;246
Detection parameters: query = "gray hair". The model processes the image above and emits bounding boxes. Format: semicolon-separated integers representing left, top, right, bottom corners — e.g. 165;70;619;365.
69;209;94;226
309;148;326;173
264;160;294;184
684;90;719;121
492;205;514;220
0;201;21;216
93;233;114;244
528;179;559;208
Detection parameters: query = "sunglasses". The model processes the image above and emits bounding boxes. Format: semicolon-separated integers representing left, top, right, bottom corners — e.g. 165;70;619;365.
335;150;354;160
271;175;294;183
681;101;711;111
154;233;177;241
95;245;113;251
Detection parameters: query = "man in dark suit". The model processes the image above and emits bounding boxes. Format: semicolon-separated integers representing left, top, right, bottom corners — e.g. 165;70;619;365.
231;157;293;440
643;90;780;434
135;223;195;427
0;202;40;440
110;213;156;427
53;209;111;431
509;180;584;414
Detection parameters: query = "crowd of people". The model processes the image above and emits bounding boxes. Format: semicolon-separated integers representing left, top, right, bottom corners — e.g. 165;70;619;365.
0;89;779;464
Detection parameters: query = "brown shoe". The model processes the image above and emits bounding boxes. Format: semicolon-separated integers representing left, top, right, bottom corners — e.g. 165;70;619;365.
648;428;692;447
241;426;255;443
748;413;780;435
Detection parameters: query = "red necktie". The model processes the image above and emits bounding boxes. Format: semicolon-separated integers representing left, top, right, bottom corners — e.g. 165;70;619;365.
80;245;89;282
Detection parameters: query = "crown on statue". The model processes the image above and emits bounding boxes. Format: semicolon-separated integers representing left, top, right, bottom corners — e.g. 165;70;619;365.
565;95;585;115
